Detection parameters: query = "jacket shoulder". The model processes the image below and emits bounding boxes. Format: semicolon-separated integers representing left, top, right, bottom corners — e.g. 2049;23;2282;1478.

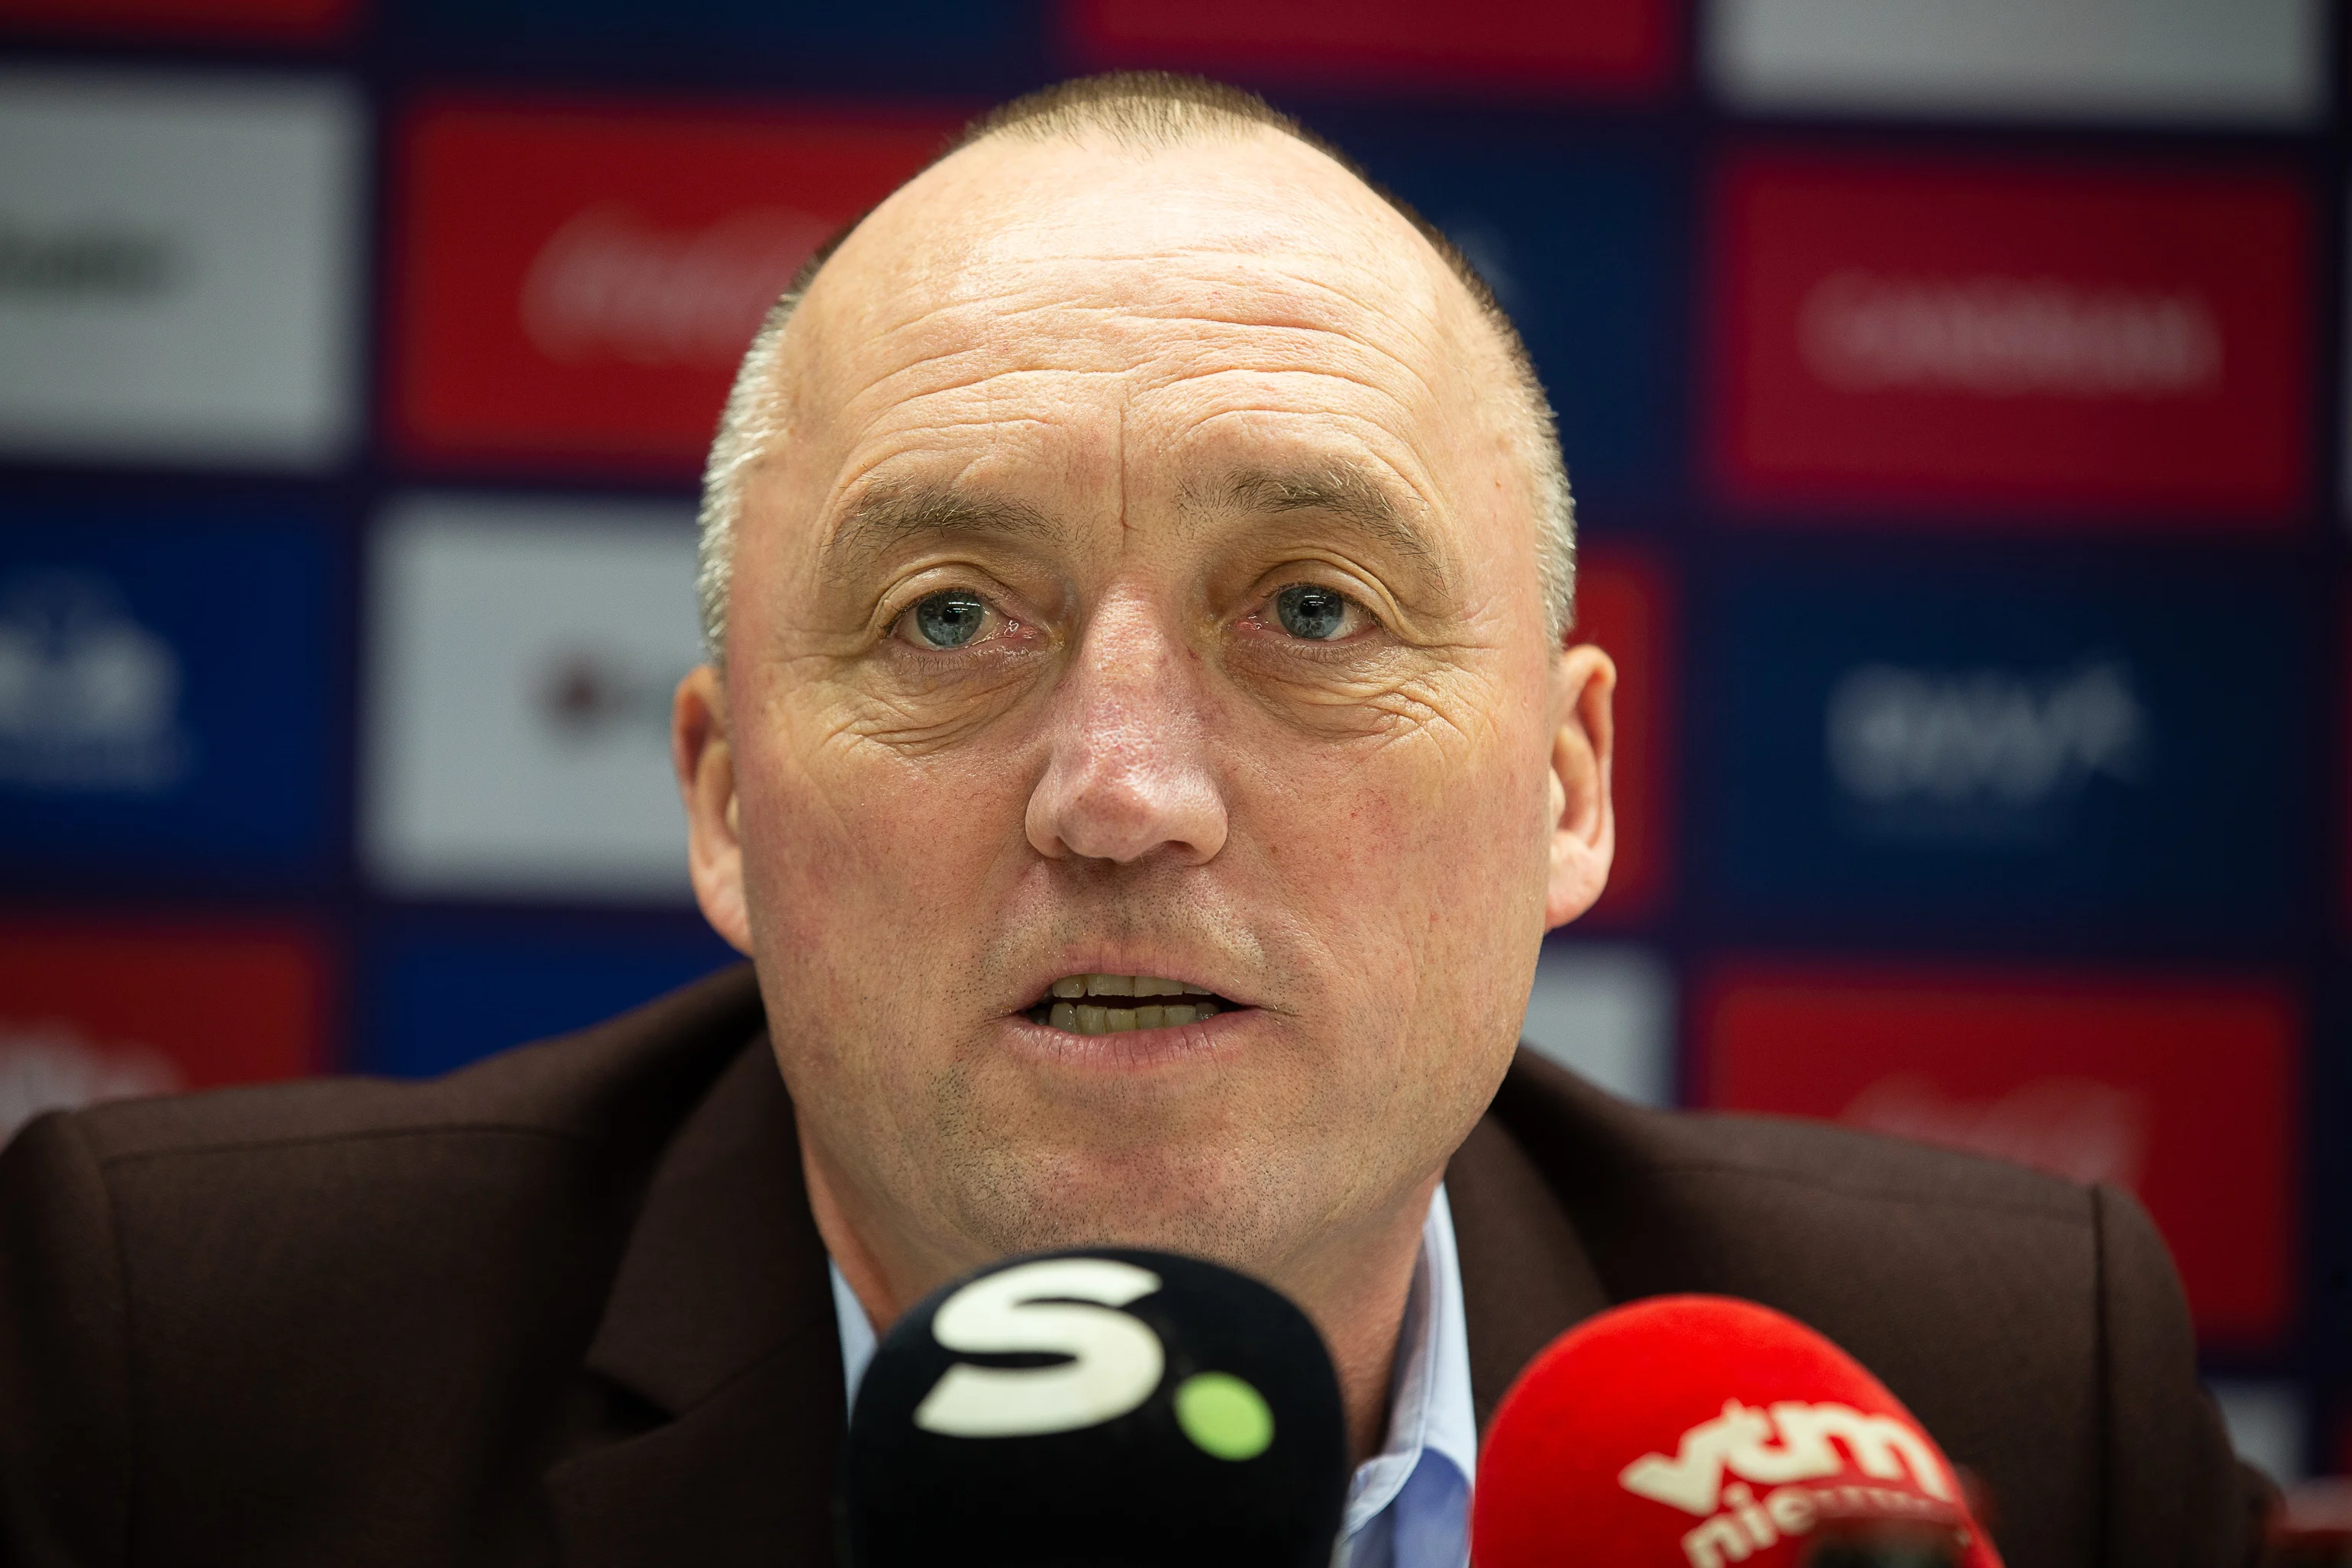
0;964;770;1567
1482;1048;2250;1568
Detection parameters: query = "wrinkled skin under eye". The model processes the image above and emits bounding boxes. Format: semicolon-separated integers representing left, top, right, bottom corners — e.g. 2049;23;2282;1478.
1273;584;1354;641
903;589;989;649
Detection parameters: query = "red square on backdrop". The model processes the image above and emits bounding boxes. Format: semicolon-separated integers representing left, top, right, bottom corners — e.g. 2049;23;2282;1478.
0;921;327;1145
391;102;957;474
1060;0;1674;95
1697;964;2298;1346
1711;154;2310;529
1574;545;1674;924
0;0;352;41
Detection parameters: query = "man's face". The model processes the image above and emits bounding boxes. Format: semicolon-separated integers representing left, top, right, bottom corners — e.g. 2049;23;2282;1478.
679;129;1612;1295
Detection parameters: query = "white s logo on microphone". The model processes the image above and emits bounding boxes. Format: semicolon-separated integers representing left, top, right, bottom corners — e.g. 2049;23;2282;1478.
914;1258;1166;1437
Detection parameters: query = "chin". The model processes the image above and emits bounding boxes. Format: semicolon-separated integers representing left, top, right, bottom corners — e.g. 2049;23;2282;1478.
943;1136;1318;1276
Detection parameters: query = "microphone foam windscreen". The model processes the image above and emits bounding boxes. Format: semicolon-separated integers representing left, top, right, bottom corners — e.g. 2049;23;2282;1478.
844;1248;1347;1568
1473;1294;2002;1568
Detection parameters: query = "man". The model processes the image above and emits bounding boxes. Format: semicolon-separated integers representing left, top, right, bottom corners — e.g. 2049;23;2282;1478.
0;75;2258;1568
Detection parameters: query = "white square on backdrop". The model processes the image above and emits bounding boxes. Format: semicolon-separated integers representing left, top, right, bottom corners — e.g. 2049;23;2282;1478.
1706;0;2325;127
0;69;363;468
366;494;704;902
1520;943;1676;1108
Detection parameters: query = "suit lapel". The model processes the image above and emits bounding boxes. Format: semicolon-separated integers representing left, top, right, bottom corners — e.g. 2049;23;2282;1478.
546;1040;845;1568
1447;1072;1615;1433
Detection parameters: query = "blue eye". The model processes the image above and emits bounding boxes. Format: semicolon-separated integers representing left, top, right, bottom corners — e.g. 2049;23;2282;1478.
911;590;988;649
1273;584;1350;641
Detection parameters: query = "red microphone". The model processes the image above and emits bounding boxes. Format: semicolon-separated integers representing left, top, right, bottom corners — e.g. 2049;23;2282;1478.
1473;1295;2002;1568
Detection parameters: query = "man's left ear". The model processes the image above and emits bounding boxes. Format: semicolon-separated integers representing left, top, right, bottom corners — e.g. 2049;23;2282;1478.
1545;642;1617;930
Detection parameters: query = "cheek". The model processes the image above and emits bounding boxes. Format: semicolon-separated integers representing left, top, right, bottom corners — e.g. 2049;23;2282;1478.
1254;672;1554;1029
734;692;1033;969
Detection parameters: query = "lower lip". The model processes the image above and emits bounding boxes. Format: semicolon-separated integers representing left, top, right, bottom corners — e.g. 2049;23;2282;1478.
996;1006;1257;1071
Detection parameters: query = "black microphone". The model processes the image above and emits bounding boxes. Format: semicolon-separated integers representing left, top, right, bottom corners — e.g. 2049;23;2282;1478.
843;1248;1348;1568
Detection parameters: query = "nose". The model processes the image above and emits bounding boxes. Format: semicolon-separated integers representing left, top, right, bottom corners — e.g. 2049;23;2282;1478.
1024;595;1228;866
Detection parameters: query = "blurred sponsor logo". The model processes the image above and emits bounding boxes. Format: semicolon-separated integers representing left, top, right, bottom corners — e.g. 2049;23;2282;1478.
1798;271;2221;398
538;646;677;740
0;922;321;1120
394;103;949;469
0;219;177;299
1712;566;2301;937
1701;965;2298;1344
0;570;189;792
0;1018;180;1147
1825;657;2144;838
1840;1073;2150;1188
0;511;331;875
1712;156;2307;523
519;204;826;369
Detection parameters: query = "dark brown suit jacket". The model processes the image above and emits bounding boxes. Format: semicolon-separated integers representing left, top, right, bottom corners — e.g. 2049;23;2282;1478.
0;966;2260;1567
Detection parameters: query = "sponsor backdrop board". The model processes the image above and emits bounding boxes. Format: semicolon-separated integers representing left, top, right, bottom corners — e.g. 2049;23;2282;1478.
0;70;361;469
397;1;1034;79
1700;557;2308;942
1060;0;1677;95
361;918;736;1079
1712;154;2310;527
1521;940;1676;1108
392;102;953;473
0;507;335;880
1573;546;1675;924
2;0;2344;1467
1334;130;1686;511
0;920;327;1148
365;493;702;902
0;0;356;41
1699;965;2299;1345
1705;0;2326;127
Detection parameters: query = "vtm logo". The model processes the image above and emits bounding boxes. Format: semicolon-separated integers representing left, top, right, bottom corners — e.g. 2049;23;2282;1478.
521;205;830;369
1621;1399;1960;1568
1825;657;2144;839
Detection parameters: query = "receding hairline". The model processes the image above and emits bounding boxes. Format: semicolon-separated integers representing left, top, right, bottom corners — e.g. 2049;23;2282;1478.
695;73;1576;661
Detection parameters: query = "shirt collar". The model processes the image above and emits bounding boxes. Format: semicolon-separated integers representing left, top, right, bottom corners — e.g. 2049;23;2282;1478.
828;1186;1479;1546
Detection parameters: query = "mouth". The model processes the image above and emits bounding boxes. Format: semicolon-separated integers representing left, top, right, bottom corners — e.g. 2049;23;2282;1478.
1021;973;1237;1035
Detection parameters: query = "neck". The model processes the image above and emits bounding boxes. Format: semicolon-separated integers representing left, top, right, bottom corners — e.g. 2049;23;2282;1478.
1276;1173;1441;1466
795;1108;1438;1469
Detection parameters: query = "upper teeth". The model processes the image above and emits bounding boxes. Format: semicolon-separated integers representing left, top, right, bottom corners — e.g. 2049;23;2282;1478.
1044;974;1220;1035
1050;974;1210;999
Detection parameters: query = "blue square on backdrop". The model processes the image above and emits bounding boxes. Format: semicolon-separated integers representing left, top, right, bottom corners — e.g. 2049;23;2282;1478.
402;0;1041;79
0;508;334;880
1328;126;1684;515
1699;558;2309;943
363;920;741;1078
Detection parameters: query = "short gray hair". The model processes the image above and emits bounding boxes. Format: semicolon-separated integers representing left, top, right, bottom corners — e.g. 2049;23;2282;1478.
696;73;1575;663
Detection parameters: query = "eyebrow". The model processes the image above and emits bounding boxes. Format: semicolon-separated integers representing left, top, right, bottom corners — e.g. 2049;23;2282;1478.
1198;463;1444;573
819;484;1068;585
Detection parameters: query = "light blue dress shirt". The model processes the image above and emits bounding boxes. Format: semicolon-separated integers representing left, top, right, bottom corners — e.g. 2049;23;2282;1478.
830;1186;1478;1568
